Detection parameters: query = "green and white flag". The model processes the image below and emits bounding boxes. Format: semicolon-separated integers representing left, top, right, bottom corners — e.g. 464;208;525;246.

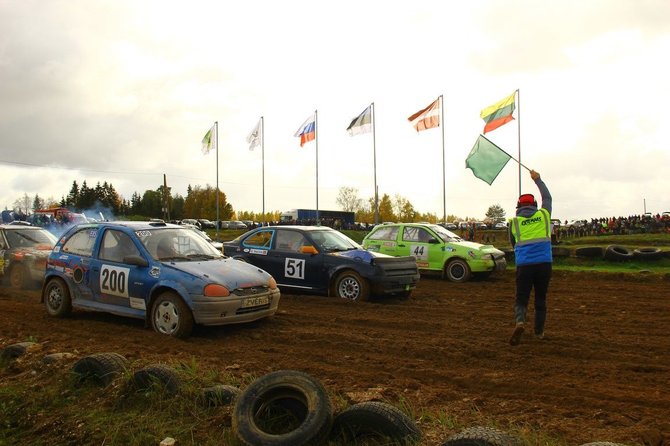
465;135;512;185
201;124;216;154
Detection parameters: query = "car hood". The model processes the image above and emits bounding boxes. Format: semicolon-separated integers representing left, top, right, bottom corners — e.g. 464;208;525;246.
8;246;53;260
328;248;392;264
455;241;504;255
162;258;272;289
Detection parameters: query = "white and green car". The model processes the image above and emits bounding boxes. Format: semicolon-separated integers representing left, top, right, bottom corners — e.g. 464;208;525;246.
362;223;506;282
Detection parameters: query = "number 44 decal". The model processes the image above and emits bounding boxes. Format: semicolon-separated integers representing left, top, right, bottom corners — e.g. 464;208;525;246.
284;258;305;279
410;245;428;260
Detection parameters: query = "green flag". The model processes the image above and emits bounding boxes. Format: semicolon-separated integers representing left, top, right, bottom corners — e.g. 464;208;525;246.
465;135;512;185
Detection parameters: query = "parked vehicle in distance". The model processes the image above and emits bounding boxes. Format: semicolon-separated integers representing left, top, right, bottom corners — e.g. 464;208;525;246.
1;225;58;288
362;222;506;283
42;221;280;338
493;222;508;230
438;222;458;230
227;221;248;230
223;226;419;301
181;218;200;228
198;219;216;229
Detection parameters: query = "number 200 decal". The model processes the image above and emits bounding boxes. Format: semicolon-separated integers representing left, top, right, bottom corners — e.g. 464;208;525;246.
100;265;130;297
284;258;305;279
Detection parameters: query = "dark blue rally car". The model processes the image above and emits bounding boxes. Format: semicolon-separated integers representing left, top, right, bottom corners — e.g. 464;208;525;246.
42;221;280;338
223;226;419;301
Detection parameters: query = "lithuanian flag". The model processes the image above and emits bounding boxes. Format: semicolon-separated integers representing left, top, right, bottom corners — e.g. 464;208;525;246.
480;91;516;134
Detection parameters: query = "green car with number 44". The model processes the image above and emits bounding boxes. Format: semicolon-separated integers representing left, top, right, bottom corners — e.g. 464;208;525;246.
362;223;506;283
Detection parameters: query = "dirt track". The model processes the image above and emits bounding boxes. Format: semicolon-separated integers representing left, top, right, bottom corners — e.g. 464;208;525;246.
1;270;669;446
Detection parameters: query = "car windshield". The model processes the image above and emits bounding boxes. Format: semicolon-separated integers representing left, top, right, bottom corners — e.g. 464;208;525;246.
5;228;57;248
426;224;463;242
311;229;361;252
135;227;223;261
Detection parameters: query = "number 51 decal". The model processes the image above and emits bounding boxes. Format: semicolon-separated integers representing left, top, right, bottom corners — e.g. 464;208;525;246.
284;258;305;279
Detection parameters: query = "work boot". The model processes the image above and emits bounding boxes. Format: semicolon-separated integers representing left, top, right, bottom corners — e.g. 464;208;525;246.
509;322;525;346
535;332;545;340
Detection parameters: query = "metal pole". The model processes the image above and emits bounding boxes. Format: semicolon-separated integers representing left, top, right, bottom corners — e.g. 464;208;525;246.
516;89;521;196
315;110;319;225
372;102;379;225
215;121;219;240
440;94;446;223
261;116;265;225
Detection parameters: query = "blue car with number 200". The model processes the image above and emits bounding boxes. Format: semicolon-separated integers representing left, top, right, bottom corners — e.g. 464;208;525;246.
42;221;280;338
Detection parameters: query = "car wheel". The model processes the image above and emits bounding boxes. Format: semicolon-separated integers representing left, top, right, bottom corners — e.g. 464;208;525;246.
150;291;194;338
445;259;472;283
43;277;72;317
331;271;370;301
331;401;422;444
9;264;28;288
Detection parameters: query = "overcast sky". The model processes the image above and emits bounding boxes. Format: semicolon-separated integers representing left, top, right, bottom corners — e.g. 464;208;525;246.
1;0;669;222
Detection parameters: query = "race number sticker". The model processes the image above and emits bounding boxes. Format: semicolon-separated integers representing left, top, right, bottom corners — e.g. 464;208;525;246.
410;244;428;261
284;258;305;279
100;264;130;298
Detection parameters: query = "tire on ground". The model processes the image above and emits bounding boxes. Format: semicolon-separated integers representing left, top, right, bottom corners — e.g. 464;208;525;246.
43;277;72;317
331;271;370;301
551;246;571;257
574;246;604;258
578;443;630;446
1;342;37;361
72;352;129;387
632;247;663;261
444;259;472;283
330;401;422;445
441;426;522;446
604;245;634;261
131;364;181;394
233;370;333;446
200;384;241;407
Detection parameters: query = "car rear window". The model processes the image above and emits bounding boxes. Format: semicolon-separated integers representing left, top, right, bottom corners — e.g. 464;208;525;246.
369;226;398;241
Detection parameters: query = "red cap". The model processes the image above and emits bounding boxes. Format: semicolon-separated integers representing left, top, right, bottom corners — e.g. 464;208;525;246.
517;194;536;208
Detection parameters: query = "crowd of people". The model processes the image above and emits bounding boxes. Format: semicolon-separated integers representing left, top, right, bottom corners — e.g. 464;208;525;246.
556;213;670;238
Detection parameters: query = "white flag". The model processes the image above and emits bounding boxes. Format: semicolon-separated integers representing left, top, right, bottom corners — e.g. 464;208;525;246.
247;118;262;151
201;124;216;154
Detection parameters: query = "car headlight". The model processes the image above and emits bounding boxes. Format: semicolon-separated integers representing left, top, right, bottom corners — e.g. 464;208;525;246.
203;284;230;297
268;277;277;290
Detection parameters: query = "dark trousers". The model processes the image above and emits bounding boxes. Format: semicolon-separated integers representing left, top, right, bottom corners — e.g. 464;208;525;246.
515;262;552;334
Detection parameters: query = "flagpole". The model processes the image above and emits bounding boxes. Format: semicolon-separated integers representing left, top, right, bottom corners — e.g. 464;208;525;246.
516;89;521;196
215;121;219;240
315;110;319;225
261;116;265;225
440;94;446;223
372;102;379;225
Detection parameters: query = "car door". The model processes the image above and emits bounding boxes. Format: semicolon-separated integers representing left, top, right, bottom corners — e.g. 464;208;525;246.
59;227;99;302
400;226;442;270
269;229;323;290
365;225;400;255
90;228;153;313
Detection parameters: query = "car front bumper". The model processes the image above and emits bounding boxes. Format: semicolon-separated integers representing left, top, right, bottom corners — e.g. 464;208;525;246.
191;288;280;326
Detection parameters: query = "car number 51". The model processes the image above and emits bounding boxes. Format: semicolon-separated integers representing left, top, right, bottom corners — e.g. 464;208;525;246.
284;258;305;279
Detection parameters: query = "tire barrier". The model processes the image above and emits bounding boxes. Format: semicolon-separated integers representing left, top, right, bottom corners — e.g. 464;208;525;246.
578;443;630;446
632;247;663;261
441;426;522;446
330;401;422;445
72;352;129;387
574;246;604;258
604;245;634;262
0;341;37;361
200;384;241;407
131;364;182;395
551;246;571;257
232;370;333;446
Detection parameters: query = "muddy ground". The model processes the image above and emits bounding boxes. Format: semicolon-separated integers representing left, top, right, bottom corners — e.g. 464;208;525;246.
1;270;669;446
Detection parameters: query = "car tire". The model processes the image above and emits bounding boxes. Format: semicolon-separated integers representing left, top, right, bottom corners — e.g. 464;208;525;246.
604;245;634;261
73;352;129;387
331;271;370;301
8;264;29;288
331;401;422;445
200;384;241;407
445;259;472;283
441;426;522;446
43;277;72;317
574;246;604;258
632;247;663;260
132;364;182;394
233;370;333;446
1;342;37;361
150;291;194;338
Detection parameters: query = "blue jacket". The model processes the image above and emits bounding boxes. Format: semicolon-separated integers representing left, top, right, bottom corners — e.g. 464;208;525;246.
509;177;552;266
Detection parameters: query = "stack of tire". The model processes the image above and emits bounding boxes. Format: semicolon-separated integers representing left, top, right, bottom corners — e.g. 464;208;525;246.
574;245;665;262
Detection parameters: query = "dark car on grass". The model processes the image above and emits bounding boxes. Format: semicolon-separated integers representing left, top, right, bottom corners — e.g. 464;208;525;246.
41;221;280;338
0;224;58;288
223;226;419;301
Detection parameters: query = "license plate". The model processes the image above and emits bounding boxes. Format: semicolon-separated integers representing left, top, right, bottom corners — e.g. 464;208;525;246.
242;295;269;308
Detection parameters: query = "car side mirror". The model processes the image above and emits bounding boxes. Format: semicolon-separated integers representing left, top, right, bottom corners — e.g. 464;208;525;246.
300;245;318;255
428;238;440;244
123;254;149;267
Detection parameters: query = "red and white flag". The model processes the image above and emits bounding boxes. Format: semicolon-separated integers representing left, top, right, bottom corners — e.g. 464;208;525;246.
408;98;440;132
